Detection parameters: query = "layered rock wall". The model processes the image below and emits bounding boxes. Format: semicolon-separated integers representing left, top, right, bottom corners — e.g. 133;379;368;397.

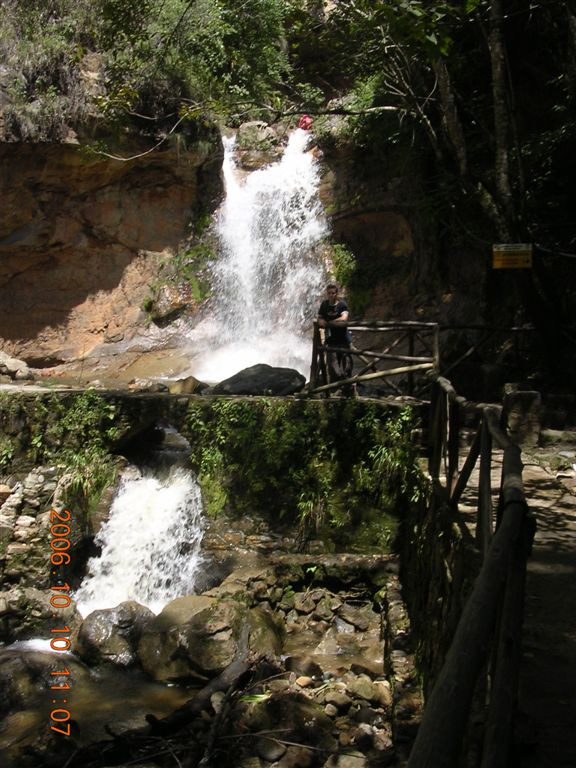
0;136;223;365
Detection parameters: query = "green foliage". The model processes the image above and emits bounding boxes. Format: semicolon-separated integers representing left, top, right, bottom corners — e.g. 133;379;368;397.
186;399;423;553
367;407;427;507
47;392;119;511
0;437;15;471
331;243;357;291
2;392;120;512
0;0;291;137
174;244;214;303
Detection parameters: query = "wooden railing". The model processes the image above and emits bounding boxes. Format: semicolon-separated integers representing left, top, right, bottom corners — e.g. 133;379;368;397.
407;376;536;768
308;320;439;397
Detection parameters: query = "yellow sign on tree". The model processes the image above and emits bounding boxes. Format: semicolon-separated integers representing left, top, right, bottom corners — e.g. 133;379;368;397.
492;243;533;269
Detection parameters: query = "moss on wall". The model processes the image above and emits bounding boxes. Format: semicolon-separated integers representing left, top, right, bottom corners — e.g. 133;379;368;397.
183;397;425;551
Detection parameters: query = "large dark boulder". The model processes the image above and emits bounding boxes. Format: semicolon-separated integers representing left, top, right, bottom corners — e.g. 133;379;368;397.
211;364;306;396
73;601;155;667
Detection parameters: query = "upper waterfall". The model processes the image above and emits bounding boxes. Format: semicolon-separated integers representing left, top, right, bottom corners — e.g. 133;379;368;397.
186;128;328;383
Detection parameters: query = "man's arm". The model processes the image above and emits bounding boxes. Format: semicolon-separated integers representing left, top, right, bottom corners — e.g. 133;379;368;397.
330;309;349;325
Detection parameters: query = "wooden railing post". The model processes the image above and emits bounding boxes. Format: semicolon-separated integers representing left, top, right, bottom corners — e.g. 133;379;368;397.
428;380;443;480
447;395;461;494
477;412;494;555
408;328;415;395
481;508;529;768
309;321;320;391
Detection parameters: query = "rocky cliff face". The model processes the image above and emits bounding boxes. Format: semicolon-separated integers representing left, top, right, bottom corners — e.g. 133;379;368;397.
0;135;223;367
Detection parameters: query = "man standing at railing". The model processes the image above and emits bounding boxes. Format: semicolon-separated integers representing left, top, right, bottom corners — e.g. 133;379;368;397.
317;283;353;389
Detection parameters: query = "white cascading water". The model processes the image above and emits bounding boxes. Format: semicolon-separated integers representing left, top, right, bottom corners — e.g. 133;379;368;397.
187;128;328;382
74;467;205;616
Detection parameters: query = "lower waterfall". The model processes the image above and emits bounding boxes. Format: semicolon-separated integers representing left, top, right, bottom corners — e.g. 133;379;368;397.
74;467;205;617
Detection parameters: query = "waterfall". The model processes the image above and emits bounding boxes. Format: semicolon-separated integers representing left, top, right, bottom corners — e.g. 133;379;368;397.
187;128;328;383
74;467;205;617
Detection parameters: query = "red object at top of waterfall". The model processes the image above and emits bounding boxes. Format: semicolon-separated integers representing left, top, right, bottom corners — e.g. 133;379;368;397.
298;114;313;130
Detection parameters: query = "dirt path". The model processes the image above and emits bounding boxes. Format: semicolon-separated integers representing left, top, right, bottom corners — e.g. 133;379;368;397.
514;456;576;768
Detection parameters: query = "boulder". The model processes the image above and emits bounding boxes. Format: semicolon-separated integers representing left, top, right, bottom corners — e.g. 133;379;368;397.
73;601;155;666
0;351;33;381
0;650;91;715
167;375;208;395
211;364;306;396
138;596;284;682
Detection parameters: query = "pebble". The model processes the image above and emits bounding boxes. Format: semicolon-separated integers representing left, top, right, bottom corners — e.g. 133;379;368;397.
256;736;287;762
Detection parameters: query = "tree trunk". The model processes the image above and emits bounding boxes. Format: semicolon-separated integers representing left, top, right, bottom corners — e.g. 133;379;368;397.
433;56;467;177
488;0;514;235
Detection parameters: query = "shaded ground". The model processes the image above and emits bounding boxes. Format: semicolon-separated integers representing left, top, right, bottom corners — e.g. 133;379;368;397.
457;439;576;767
513;451;576;768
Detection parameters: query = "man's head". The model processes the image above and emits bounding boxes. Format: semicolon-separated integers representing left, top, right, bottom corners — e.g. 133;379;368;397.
326;283;339;299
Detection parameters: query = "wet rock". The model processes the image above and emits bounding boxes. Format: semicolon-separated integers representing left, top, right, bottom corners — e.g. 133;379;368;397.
0;650;91;715
351;723;374;750
313;597;335;622
345;674;375;703
294;591;316;614
244;692;338;754
285;655;323;678
372;680;393;710
0;587;81;644
210;364;306;396
236;121;283;169
337;603;375;632
256;735;287;761
167;376;208;394
149;282;194;324
74;601;155;666
127;379;170;393
138;598;284;681
323;750;368;768
276;744;315;767
324;689;353;712
0;483;13;503
239;759;264;768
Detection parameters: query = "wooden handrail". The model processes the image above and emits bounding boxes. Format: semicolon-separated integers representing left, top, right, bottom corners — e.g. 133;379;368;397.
409;376;535;768
308;320;439;396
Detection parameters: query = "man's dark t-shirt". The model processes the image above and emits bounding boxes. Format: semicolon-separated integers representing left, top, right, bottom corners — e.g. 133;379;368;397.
318;298;350;346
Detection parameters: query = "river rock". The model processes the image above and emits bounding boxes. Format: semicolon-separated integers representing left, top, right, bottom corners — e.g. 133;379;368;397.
256;735;287;762
0;650;91;715
137;597;284;681
74;601;155;666
243;691;338;754
0;587;81;644
0;351;33;381
323;750;368;768
210;364;306;396
167;375;208;394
